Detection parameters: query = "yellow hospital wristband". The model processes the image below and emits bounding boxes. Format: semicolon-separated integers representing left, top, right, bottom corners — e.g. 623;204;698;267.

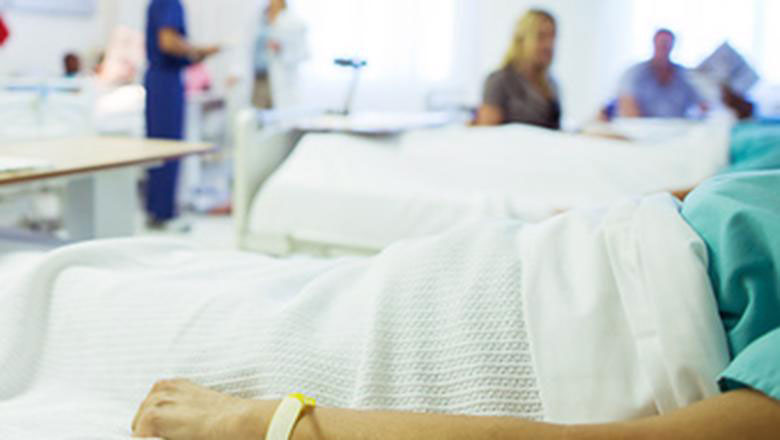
265;393;316;440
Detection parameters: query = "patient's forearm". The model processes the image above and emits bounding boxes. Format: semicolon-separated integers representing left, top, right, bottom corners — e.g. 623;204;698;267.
281;407;566;440
132;380;780;440
250;390;780;440
614;389;780;440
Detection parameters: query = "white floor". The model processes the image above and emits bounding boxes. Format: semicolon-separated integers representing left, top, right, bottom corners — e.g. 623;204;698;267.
0;211;237;258
0;213;236;301
0;155;236;255
136;212;236;250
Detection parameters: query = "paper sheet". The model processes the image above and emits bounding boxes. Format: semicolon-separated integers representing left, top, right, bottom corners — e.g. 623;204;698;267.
697;42;760;94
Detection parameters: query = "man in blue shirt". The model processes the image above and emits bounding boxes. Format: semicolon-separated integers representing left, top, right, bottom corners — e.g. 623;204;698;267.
618;29;705;118
144;0;218;227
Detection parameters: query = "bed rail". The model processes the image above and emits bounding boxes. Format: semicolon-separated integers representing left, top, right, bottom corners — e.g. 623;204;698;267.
232;108;304;250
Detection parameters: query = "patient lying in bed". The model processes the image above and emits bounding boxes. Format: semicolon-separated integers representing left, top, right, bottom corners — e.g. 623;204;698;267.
0;171;778;439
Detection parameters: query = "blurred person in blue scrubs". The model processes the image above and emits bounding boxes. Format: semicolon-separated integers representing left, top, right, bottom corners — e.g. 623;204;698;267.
618;29;706;118
144;0;219;227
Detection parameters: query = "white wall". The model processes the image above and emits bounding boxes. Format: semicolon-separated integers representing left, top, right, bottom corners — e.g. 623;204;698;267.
284;0;638;120
294;0;483;113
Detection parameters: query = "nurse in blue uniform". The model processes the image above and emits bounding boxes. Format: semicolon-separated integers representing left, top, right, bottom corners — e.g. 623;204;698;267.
144;0;218;226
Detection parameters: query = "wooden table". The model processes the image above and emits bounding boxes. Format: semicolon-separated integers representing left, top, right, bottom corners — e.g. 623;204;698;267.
0;136;213;240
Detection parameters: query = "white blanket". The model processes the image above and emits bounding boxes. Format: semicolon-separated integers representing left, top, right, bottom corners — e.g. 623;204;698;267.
248;121;731;255
0;231;543;439
0;196;729;438
520;194;730;422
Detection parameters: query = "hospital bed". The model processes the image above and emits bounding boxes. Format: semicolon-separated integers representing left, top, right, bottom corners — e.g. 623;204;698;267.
234;109;733;256
92;84;146;137
0;188;737;436
0;77;222;139
0;78;96;233
0;77;95;140
0;76;228;234
0;78;144;233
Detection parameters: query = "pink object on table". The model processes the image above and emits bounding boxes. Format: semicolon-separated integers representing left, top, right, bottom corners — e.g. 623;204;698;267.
185;63;212;96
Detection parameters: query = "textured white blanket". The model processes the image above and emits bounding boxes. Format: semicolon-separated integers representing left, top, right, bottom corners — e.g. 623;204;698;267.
0;225;542;439
0;196;731;438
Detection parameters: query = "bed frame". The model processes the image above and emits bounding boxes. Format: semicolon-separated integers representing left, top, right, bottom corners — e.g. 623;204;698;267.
0;79;96;232
233;109;301;254
233;108;393;256
0;80;94;141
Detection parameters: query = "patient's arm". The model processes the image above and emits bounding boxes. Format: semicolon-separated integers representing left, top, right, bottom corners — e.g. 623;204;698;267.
132;381;780;440
671;187;695;201
608;389;780;440
617;95;642;118
475;104;504;126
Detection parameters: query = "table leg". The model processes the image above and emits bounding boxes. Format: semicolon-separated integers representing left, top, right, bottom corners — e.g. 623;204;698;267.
64;168;138;240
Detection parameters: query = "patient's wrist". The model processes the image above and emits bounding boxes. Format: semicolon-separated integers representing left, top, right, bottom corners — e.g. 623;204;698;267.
234;400;278;440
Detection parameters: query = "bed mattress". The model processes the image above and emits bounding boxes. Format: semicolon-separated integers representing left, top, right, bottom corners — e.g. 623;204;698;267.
247;122;731;255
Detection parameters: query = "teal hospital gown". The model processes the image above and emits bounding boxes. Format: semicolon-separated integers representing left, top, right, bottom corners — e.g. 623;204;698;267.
725;122;780;174
682;170;780;401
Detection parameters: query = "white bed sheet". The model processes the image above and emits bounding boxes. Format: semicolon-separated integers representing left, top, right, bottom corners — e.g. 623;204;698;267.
0;250;46;283
0;196;729;438
520;194;728;422
247;121;731;254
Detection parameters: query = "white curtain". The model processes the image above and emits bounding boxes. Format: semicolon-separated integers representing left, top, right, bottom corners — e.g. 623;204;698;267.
294;0;477;112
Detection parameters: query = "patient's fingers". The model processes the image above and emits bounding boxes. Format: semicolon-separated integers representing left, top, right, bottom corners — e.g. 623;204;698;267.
131;393;150;433
131;378;237;439
132;406;163;438
132;396;171;438
132;379;180;433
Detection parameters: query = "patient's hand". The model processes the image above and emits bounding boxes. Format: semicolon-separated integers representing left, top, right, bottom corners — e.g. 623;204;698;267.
132;379;269;440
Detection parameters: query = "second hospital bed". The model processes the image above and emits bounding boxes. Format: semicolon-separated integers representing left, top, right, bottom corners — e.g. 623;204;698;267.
234;111;733;256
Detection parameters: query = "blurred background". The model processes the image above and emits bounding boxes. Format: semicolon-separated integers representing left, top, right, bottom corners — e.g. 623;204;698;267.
2;0;778;122
0;0;778;248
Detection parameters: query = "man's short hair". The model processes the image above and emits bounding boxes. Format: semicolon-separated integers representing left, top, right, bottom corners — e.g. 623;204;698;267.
654;28;675;40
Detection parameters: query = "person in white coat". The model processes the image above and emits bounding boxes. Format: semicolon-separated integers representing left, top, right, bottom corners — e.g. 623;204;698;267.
266;0;309;109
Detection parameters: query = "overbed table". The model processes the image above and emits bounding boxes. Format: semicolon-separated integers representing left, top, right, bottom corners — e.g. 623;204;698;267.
0;136;213;240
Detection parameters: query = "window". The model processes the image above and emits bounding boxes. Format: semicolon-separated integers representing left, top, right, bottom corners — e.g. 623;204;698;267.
295;0;460;111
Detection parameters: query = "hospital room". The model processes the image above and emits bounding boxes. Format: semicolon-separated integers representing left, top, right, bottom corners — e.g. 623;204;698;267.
1;0;779;438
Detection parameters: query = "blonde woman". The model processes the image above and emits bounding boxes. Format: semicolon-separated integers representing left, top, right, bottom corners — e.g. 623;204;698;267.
477;10;561;129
